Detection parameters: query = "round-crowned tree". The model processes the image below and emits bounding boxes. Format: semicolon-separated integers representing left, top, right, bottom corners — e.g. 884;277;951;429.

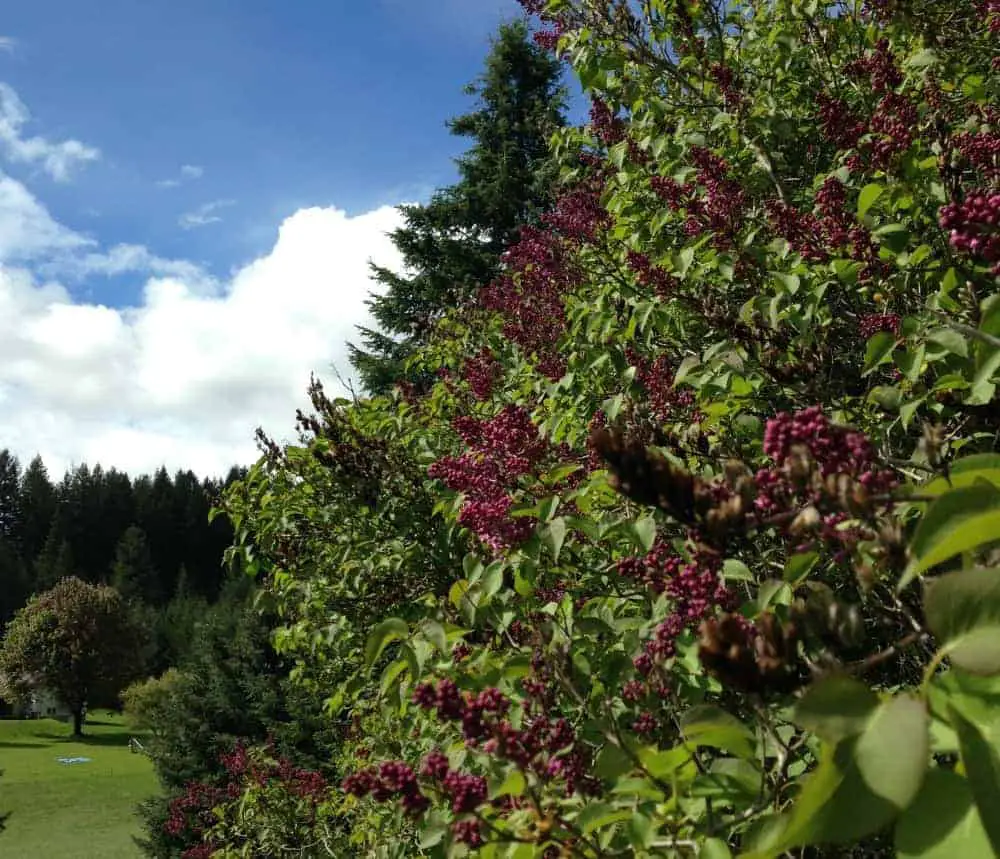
0;576;144;735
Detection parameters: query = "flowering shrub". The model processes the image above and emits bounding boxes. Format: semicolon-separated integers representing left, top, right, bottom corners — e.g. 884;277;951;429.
209;1;1000;857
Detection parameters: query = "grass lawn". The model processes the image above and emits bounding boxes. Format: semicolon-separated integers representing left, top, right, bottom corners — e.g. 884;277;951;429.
0;711;159;858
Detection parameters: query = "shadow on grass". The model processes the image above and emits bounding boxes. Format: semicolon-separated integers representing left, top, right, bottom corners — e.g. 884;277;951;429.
0;741;46;749
33;729;133;748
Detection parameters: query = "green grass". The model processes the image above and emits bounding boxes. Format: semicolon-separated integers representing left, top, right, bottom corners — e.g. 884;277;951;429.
0;711;159;858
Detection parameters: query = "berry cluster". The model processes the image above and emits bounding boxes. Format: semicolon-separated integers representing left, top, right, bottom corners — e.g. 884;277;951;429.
939;190;1000;274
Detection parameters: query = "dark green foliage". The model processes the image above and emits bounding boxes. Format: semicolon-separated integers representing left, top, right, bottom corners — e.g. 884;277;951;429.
136;592;340;858
349;20;566;393
111;525;161;605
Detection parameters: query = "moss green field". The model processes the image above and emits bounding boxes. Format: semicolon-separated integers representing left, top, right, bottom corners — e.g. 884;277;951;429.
0;711;158;858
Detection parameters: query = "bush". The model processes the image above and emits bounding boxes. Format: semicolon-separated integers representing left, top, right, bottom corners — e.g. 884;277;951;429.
203;1;1000;856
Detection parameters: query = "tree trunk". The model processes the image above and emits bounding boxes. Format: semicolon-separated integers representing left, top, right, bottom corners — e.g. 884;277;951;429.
72;707;84;737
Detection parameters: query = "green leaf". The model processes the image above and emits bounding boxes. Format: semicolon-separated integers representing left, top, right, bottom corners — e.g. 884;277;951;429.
864;331;897;374
631;515;657;553
925;568;1000;675
364;618;408;669
421;620;448;654
576;801;632;834
492;769;526;799
783;552;818;584
918;454;1000;497
700;838;733;858
896;768;993;858
757;579;792;612
857;183;884;219
747;695;929;856
723;558;753;582
927;327;969;358
675;246;695;277
874;223;910;254
480;564;505;601
794;674;880;744
852;694;929;810
902;484;1000;585
681;705;756;759
595;742;634;780
627;813;655;849
950;705;1000;854
541;517;568;563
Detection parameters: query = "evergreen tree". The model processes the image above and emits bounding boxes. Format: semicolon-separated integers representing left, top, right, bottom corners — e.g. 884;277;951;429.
0;452;27;626
0;450;21;545
111;525;160;605
18;456;56;569
33;521;75;592
349;19;566;394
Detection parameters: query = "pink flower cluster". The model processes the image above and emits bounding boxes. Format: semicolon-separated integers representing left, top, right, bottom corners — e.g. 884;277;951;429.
462;347;502;400
770;177;885;277
754;406;898;543
626;348;697;422
165;743;327;857
939;190;1000;274
816;93;866;150
411;679;599;797
428;406;548;552
590;97;627;146
541;179;610;245
710;63;746;112
859;312;901;339
480;223;576;379
953;131;1000;178
844;39;903;94
649;147;746;248
621;542;736;666
626;250;678;296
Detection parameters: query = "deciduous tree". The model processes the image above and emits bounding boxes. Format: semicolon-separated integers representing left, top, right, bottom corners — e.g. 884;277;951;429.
0;576;143;735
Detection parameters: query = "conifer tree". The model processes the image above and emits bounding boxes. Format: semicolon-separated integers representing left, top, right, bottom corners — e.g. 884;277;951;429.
349;19;567;394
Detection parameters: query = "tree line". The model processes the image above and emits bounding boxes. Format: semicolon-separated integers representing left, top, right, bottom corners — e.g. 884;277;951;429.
0;450;242;680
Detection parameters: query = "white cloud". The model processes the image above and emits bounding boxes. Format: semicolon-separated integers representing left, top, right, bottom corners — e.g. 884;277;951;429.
0;83;100;181
0;172;94;261
178;198;234;230
0;202;407;478
0;37;16;54
156;163;204;188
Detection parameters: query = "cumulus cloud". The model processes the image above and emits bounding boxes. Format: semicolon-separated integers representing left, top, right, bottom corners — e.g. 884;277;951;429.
178;198;234;229
0;202;407;478
0;83;100;181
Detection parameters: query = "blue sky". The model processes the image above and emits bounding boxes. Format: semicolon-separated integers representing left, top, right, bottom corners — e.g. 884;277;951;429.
3;0;531;289
0;0;580;478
